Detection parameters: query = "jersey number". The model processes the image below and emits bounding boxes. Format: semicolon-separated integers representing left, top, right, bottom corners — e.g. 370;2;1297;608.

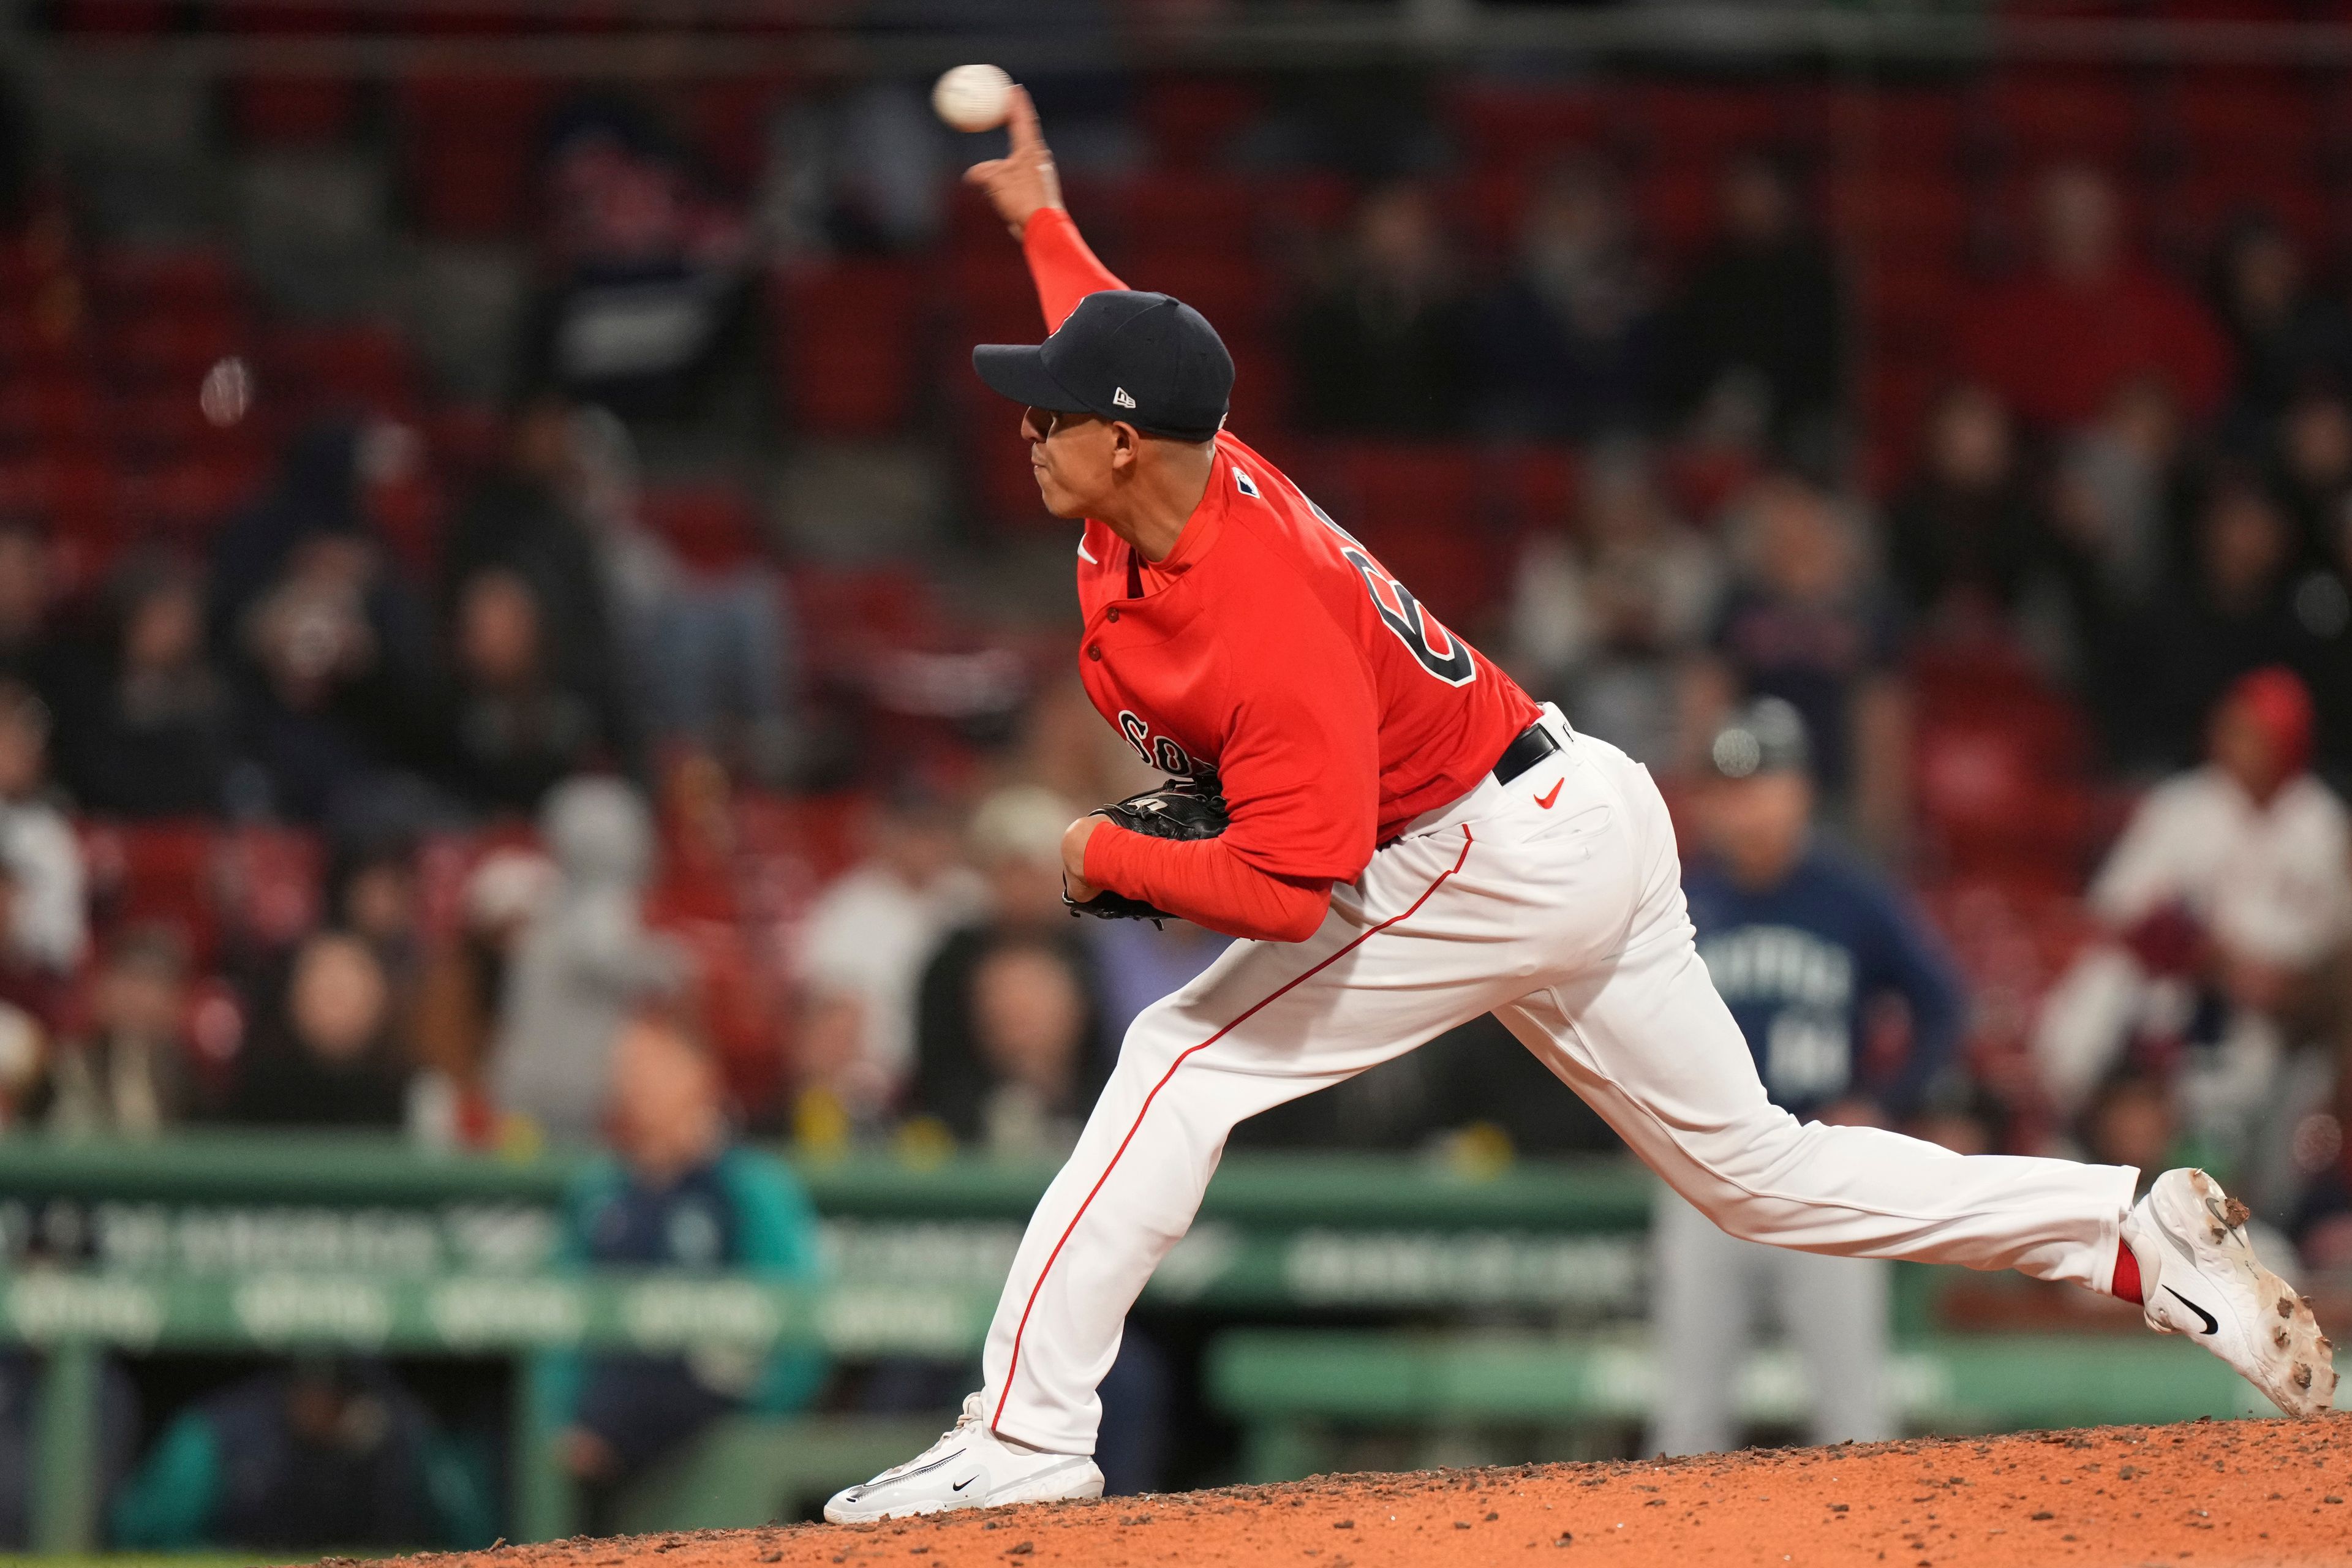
1299;494;1476;687
1340;548;1476;686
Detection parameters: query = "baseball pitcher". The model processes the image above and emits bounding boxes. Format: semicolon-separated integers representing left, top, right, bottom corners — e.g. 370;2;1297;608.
825;91;2334;1523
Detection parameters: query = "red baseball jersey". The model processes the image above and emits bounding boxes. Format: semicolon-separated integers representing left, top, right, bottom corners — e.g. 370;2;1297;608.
1025;209;1540;887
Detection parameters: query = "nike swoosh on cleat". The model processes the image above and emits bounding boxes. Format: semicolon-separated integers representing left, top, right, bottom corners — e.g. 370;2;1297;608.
951;1477;976;1492
2165;1286;2220;1336
1534;779;1563;809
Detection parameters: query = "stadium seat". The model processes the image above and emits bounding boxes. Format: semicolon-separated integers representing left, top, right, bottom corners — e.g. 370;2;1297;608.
264;321;418;415
1442;83;1616;177
1139;75;1267;168
1107;172;1266;262
396;75;551;239
230;78;363;148
91;247;244;317
1634;81;1814;167
82;820;223;962
640;482;765;574
1297;443;1501;626
106;315;248;390
770;260;927;439
1981;69;2148;167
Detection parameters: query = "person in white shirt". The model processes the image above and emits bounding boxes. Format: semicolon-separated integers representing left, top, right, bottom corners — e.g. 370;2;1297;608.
2037;667;2352;1195
793;785;984;1131
0;681;84;976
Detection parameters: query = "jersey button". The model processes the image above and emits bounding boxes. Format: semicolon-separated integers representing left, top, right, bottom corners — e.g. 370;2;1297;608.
1087;645;1102;660
1106;608;1120;623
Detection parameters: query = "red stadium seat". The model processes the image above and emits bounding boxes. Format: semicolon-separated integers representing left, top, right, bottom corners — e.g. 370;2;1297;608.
1981;70;2147;166
1635;82;1815;166
2168;72;2321;165
1139;77;1267;169
1298;444;1501;627
91;247;243;317
82;820;222;962
640;483;764;574
771;260;927;439
231;78;362;147
264;321;417;415
1443;84;1616;176
396;76;550;239
107;315;248;389
0;375;104;451
1109;172;1265;261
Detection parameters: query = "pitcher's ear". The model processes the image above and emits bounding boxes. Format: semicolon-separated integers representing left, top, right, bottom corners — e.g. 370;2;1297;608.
1107;420;1142;470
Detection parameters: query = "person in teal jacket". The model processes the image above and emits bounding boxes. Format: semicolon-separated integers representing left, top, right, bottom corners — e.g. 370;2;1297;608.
552;1008;829;1494
110;1357;496;1551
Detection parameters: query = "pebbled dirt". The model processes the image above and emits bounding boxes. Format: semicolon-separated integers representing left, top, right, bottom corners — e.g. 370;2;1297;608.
401;1417;2352;1568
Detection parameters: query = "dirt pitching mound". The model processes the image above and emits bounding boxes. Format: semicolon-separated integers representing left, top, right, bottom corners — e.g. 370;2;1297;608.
412;1417;2351;1568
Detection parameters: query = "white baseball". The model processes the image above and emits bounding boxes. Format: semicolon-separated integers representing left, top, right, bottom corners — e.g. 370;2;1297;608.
932;63;1013;134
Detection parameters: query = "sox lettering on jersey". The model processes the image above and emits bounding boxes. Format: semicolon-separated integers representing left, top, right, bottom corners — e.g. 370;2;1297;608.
1117;709;1200;777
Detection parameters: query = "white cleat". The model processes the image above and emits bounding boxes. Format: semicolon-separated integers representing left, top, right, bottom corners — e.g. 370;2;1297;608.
2122;1167;2337;1417
823;1392;1105;1524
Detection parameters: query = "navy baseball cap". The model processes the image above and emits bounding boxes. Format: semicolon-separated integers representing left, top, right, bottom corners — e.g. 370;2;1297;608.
973;290;1232;442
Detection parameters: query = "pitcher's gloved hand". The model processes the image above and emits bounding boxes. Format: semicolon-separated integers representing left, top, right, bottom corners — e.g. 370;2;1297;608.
1063;776;1227;926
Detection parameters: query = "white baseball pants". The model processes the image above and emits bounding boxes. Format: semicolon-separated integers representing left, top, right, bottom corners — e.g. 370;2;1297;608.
981;716;2139;1454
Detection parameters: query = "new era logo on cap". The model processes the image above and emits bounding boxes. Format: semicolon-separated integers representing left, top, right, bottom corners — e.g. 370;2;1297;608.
970;290;1233;441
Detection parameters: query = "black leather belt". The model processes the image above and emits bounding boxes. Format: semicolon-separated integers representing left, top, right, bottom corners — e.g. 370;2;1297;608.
1491;720;1563;786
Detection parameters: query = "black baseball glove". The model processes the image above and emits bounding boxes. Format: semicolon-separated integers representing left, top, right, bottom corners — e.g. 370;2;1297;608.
1065;775;1228;926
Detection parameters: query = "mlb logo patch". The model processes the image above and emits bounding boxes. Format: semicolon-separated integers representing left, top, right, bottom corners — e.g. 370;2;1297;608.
1232;466;1260;499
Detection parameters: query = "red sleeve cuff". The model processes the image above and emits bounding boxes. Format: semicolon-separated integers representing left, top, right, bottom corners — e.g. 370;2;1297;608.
1085;823;1331;944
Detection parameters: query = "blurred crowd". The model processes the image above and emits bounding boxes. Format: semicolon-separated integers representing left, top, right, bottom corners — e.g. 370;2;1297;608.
7;47;2352;1542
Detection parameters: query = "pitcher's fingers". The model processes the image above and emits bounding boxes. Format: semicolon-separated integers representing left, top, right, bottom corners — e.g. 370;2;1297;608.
963;158;1005;187
1005;85;1042;153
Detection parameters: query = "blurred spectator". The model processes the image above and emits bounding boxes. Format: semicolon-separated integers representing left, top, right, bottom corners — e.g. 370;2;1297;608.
1684;470;1909;853
0;679;84;975
1088;918;1228;1052
2211;216;2352;440
35;927;190;1137
225;930;409;1129
441;398;636;775
2119;473;2308;769
110;1359;494;1551
209;422;439;824
792;786;983;1134
1957;164;2231;430
1886;384;2082;641
1506;442;1722;767
489;778;680;1145
232;529;433;823
911;786;1111;1155
411;847;554;1125
0;519;67;709
331;831;422;982
528;98;750;417
2271;385;2352;570
1473;156;1659;438
760;80;953;257
568;407;802;784
1291;183;1475;435
2079;1072;2180;1191
56;555;234;818
1660;153;1845;452
2296;496;2352;783
555;1011;826;1504
434;569;619;813
2049;376;2195;623
1651;699;1964;1457
2037;669;2352;1185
